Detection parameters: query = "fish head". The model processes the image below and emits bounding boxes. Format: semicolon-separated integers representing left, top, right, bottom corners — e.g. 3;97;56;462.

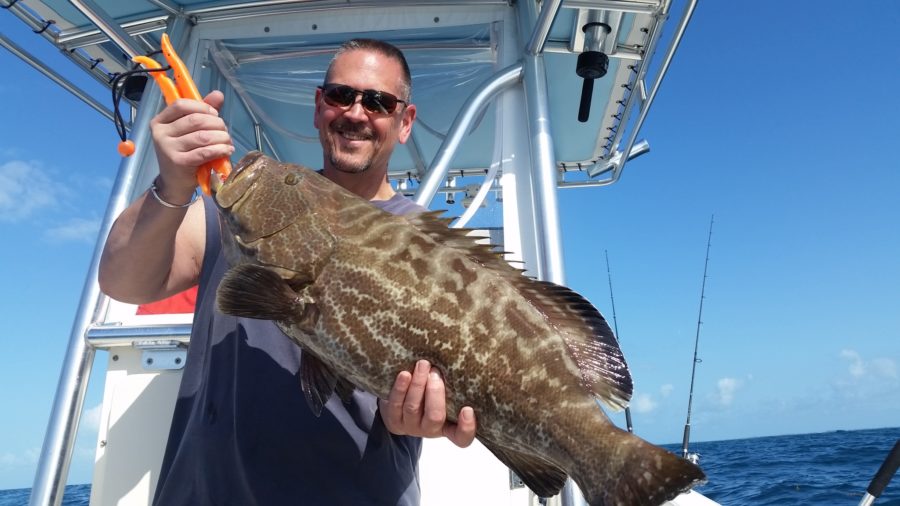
212;151;333;279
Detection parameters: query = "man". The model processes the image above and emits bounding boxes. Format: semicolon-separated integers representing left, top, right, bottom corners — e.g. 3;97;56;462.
99;39;476;505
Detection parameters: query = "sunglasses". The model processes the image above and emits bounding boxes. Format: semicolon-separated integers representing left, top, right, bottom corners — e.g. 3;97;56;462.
318;83;408;114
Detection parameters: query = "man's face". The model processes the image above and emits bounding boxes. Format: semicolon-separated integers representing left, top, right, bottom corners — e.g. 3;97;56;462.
314;49;416;175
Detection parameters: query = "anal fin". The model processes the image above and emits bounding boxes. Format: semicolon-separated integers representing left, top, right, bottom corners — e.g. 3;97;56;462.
477;436;568;498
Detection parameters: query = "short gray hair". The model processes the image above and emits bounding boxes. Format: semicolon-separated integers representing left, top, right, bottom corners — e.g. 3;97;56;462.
325;38;412;101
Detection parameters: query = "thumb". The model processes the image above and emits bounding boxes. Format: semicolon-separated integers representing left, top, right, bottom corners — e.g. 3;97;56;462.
203;90;225;112
443;407;476;448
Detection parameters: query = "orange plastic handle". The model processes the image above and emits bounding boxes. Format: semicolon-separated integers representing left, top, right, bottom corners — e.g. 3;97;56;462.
160;34;202;103
132;55;180;105
160;33;231;194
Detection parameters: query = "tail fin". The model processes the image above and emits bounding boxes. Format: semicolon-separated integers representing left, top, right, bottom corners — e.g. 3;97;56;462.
575;430;706;506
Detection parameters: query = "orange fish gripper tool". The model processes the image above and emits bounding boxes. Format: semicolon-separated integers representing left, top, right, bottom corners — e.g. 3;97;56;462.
116;33;231;195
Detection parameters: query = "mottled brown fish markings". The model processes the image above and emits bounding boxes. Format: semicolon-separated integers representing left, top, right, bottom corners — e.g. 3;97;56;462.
214;152;705;506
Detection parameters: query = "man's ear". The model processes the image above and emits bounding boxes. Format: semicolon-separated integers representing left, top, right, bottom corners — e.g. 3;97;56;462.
397;104;417;144
313;87;323;130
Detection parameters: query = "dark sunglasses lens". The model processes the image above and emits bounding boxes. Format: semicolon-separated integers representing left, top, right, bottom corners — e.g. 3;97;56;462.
322;85;402;113
324;85;357;107
362;91;398;114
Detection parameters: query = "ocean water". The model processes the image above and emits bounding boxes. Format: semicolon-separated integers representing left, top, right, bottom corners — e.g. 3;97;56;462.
0;483;90;506
665;426;900;505
1;427;897;505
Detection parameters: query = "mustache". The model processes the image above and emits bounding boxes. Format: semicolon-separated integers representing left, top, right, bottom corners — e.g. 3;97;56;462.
332;121;374;138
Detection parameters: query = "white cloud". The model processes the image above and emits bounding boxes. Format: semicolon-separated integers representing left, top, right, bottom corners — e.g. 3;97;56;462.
713;377;741;406
81;403;103;433
0;160;59;222
631;393;657;414
660;384;674;397
839;349;897;380
871;358;898;380
44;216;101;244
840;349;866;377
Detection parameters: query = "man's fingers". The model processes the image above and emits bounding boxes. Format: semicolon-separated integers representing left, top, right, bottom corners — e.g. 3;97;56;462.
154;98;220;125
421;369;446;434
443;407;477;448
403;360;430;418
379;360;477;447
381;370;412;432
180;144;235;169
166;112;230;140
176;130;233;155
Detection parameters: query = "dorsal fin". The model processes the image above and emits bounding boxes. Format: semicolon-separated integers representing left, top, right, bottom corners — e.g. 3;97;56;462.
404;210;522;274
517;279;632;409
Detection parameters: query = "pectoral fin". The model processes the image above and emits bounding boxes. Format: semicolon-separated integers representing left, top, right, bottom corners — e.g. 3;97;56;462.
217;263;299;321
477;436;568;498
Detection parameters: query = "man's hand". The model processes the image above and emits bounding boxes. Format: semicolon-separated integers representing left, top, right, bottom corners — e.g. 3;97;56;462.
379;360;477;448
150;90;234;195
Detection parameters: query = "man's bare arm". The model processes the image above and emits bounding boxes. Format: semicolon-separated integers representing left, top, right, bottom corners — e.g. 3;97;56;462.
99;195;205;304
98;91;233;304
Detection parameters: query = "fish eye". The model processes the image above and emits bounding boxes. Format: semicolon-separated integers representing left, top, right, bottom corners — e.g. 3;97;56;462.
284;172;303;186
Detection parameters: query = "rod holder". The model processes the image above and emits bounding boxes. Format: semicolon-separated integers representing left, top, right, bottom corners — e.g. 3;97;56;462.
576;22;610;122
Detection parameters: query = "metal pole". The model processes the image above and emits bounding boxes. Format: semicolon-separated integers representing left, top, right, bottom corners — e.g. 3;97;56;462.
525;0;563;56
561;0;662;13
67;0;147;58
520;38;566;283
518;2;578;503
413;63;523;207
87;324;193;347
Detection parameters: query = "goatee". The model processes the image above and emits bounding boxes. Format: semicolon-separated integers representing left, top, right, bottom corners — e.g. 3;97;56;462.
329;151;372;174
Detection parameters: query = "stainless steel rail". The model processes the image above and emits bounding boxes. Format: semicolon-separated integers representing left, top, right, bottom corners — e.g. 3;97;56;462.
68;0;147;58
525;0;563;56
413;63;524;207
562;0;661;13
520;0;567;286
87;324;192;348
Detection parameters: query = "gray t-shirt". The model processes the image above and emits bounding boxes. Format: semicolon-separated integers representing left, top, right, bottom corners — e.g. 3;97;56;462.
154;193;427;506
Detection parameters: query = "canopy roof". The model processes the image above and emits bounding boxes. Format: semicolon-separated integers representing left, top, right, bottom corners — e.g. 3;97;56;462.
4;0;690;196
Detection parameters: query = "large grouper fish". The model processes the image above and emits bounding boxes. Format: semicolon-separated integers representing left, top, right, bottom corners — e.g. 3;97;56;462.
210;152;705;505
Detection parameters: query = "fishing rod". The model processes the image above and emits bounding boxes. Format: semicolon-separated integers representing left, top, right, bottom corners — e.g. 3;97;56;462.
681;215;714;462
859;439;900;506
604;250;633;433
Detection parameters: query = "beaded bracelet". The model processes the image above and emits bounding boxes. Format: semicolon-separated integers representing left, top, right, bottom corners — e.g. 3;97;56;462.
149;176;199;209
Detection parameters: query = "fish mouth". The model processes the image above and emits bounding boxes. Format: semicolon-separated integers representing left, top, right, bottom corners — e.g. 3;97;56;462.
212;151;266;211
209;171;225;196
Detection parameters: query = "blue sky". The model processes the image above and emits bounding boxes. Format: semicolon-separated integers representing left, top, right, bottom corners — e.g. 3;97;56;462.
1;1;898;491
